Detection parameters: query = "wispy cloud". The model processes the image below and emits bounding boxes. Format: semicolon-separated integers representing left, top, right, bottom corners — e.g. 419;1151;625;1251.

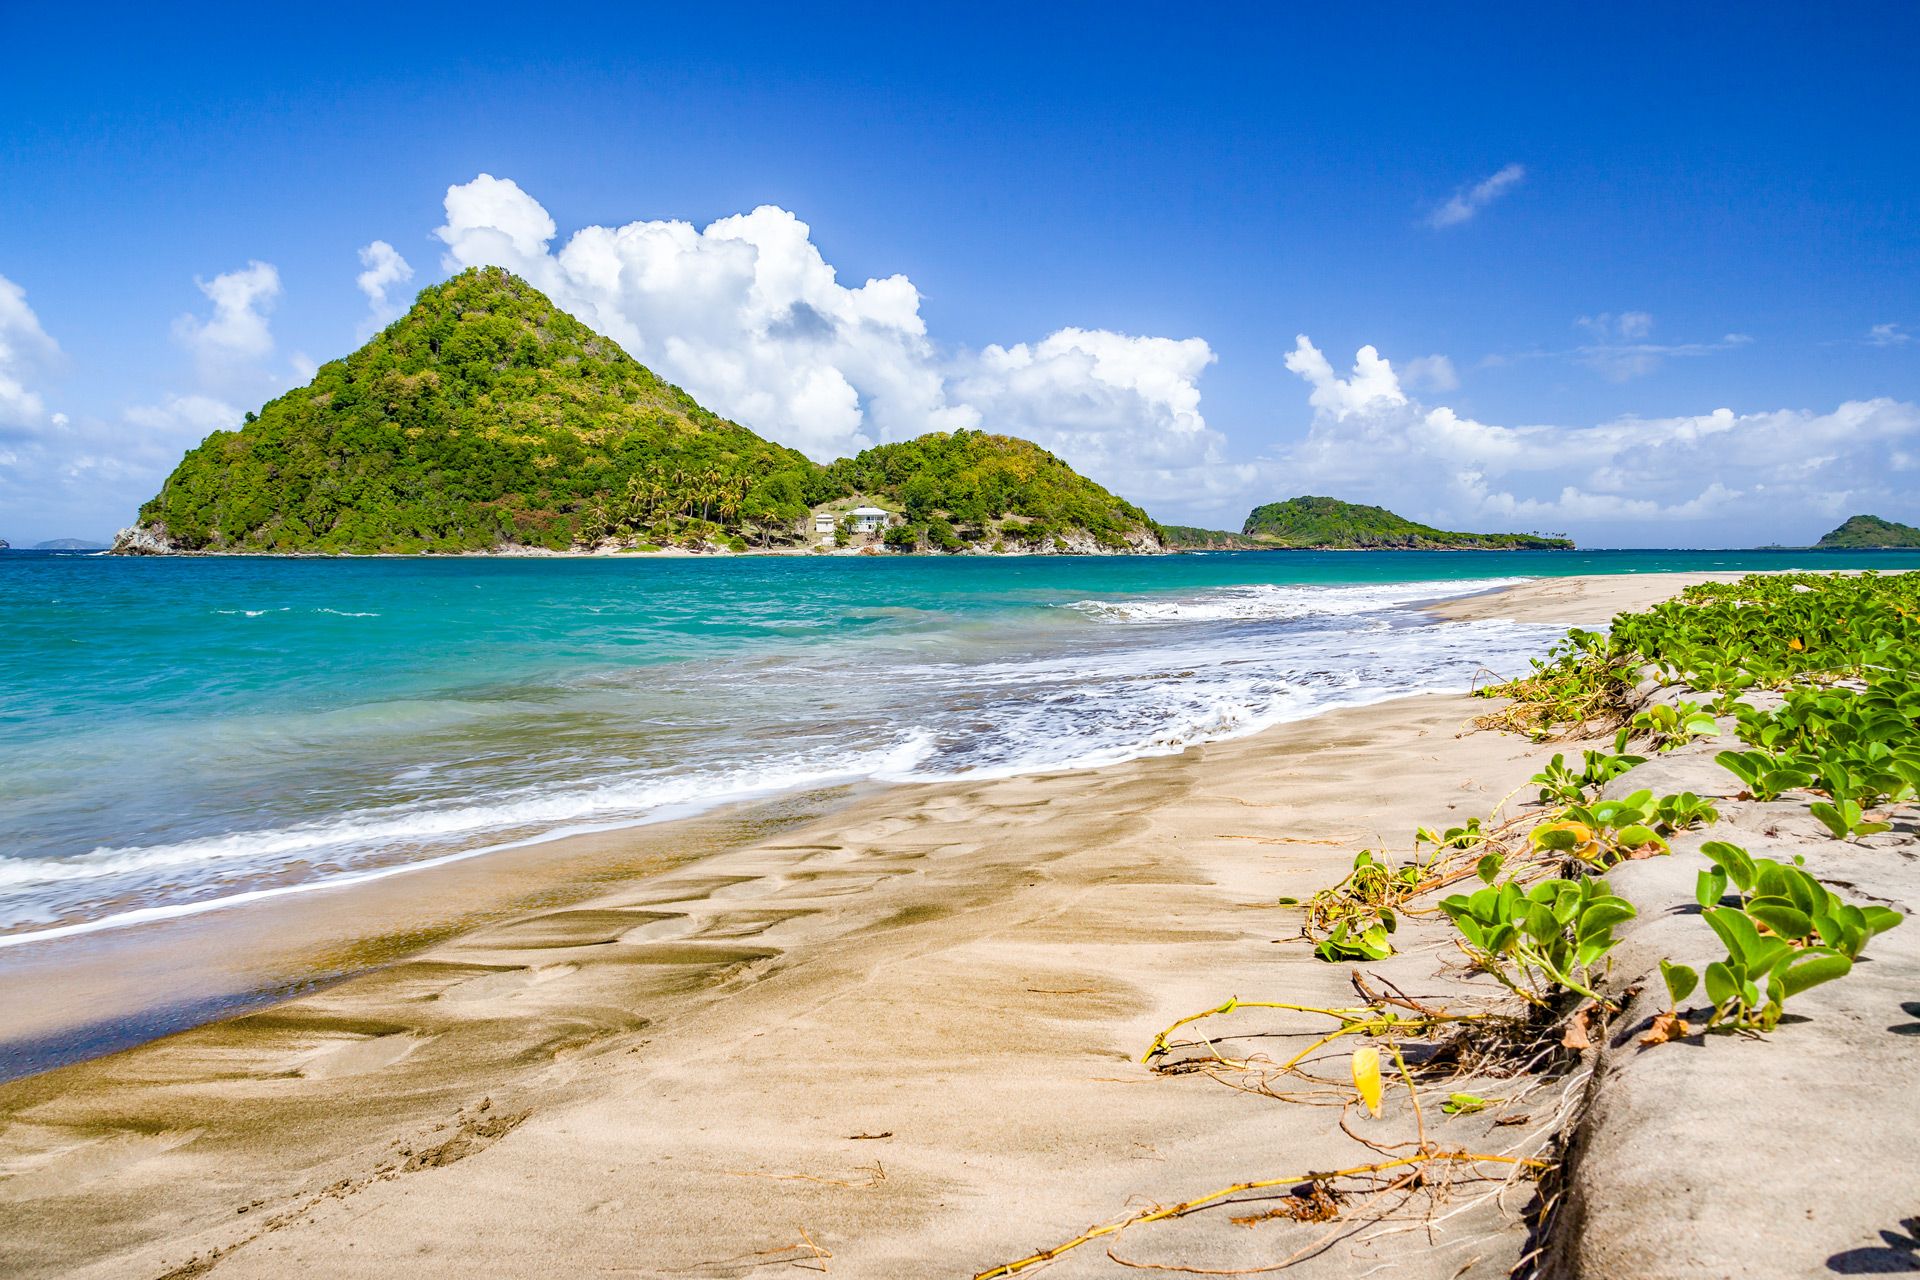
1570;312;1752;380
1427;163;1526;229
1867;322;1912;347
1399;354;1459;392
1484;313;1752;382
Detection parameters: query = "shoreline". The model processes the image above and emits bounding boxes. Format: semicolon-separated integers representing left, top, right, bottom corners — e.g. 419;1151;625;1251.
0;572;1714;1066
0;571;1751;1278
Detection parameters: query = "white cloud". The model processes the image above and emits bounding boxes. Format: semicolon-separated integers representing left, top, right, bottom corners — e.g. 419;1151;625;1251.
1400;354;1459;393
1276;335;1920;542
173;261;282;387
0;273;60;431
432;174;1224;500
356;240;415;335
1867;322;1911;347
1427;163;1526;229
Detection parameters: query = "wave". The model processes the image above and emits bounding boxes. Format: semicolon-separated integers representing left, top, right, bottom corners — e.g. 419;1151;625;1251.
1064;577;1527;624
0;734;934;944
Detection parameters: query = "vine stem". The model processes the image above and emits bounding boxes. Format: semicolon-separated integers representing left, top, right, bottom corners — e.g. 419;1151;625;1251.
972;1151;1547;1280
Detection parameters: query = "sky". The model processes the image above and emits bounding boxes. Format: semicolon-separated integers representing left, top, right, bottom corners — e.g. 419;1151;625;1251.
2;3;1917;547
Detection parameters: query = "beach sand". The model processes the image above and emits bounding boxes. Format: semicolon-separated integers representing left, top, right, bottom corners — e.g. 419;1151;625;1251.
0;572;1735;1278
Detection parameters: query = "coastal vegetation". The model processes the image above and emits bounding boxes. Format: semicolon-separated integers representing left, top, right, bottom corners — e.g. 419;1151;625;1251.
120;269;1160;556
982;569;1914;1276
1816;513;1920;548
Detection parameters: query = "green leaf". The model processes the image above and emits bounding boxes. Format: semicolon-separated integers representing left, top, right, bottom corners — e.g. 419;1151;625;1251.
1703;906;1760;959
1807;801;1848;840
1704;960;1739;1006
1861;906;1905;937
1746;899;1813;942
1660;959;1699;1004
1577;901;1637;939
1775;949;1852;997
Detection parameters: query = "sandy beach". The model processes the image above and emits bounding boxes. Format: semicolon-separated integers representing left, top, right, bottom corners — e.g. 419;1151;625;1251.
0;571;1864;1278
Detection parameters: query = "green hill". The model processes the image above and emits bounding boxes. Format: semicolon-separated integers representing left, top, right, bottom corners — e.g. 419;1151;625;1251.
826;432;1160;552
117;269;1159;555
1815;514;1920;549
1239;496;1573;550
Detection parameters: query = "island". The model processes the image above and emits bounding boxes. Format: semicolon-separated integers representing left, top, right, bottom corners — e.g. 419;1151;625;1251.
1161;496;1574;550
113;269;1163;557
1815;514;1920;549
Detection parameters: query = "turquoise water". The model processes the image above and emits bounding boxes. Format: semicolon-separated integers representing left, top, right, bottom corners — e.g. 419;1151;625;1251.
4;546;1916;941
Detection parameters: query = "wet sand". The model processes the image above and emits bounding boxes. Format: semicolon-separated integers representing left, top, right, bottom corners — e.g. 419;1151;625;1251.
0;572;1714;1279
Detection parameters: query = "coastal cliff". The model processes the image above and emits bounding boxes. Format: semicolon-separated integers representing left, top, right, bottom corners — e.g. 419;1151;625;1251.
115;269;1162;557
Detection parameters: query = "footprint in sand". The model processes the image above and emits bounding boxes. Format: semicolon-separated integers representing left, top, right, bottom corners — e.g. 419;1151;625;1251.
0;1126;203;1202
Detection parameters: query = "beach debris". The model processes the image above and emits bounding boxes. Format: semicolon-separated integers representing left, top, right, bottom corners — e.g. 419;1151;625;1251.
1639;1010;1689;1046
1351;1046;1384;1117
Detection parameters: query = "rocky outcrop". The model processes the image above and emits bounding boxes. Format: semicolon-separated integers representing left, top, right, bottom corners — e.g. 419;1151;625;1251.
109;524;182;556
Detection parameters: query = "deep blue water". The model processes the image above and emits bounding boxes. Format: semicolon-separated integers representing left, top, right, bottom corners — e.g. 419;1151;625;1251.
4;546;1916;940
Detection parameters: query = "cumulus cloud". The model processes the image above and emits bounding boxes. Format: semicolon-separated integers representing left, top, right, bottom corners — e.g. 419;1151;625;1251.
0;273;60;432
1276;335;1920;543
356;240;415;335
172;261;281;387
1427;163;1526;229
1867;322;1911;347
431;174;1225;499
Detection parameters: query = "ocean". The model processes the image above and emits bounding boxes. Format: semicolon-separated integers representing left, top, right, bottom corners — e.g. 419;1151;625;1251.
4;546;1916;944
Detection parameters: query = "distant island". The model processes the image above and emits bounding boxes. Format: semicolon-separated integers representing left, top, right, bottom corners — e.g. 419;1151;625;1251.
32;538;108;550
115;269;1162;557
1161;496;1574;551
1815;514;1920;549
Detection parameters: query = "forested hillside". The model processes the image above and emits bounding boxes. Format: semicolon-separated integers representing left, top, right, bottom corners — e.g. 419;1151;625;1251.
121;270;1160;555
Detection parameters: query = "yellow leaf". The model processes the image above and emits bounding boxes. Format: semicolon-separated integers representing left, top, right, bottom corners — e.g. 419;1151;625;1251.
1351;1046;1383;1118
1788;637;1805;651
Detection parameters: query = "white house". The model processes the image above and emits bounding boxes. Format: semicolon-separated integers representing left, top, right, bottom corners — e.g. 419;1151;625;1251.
813;511;837;534
848;506;891;533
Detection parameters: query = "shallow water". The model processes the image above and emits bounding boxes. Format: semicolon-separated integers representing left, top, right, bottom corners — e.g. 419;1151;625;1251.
3;546;1914;939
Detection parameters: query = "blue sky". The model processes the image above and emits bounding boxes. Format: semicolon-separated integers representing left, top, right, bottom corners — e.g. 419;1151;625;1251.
2;3;1916;546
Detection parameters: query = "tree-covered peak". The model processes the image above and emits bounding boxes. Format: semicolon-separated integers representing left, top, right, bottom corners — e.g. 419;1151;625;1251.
1238;496;1573;550
1816;514;1920;549
120;272;1165;556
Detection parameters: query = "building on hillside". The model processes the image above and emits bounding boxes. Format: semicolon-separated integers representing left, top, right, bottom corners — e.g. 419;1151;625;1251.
848;507;891;534
814;511;837;535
